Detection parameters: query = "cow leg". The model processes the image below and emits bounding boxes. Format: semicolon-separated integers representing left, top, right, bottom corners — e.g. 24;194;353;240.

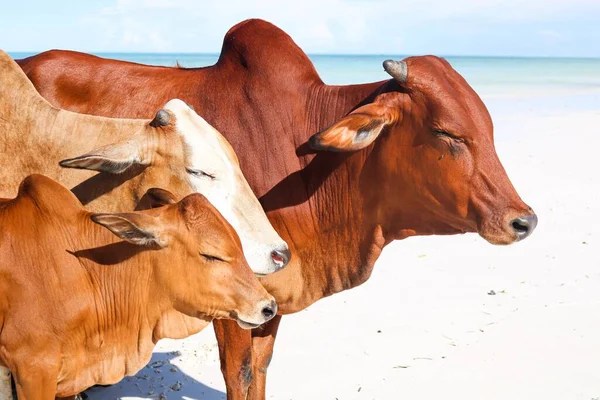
0;367;13;400
13;366;57;400
247;315;282;400
9;353;60;400
214;319;254;400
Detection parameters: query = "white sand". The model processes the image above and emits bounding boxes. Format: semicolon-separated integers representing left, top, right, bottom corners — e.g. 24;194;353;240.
0;368;11;400
85;96;600;399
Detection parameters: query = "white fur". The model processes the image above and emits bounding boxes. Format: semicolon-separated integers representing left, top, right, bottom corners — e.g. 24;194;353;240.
163;99;288;275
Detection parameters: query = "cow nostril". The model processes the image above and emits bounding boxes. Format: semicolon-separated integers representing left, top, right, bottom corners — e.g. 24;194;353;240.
261;307;274;319
261;301;277;320
510;214;538;240
512;220;529;232
271;248;291;268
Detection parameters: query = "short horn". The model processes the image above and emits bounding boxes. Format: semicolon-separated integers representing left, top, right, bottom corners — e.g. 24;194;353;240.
151;109;171;127
383;59;408;83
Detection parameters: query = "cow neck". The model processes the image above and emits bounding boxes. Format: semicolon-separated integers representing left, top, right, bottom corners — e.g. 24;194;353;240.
65;221;171;383
271;81;389;309
74;220;165;342
4;94;153;210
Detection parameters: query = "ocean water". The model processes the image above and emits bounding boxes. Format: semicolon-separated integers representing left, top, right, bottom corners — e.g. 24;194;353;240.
10;52;600;116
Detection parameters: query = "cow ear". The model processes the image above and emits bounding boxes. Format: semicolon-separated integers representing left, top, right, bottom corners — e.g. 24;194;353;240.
135;188;178;211
91;213;169;247
59;140;149;174
309;102;399;152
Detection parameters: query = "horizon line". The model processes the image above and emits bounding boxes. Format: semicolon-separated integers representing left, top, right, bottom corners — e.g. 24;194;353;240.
6;50;600;61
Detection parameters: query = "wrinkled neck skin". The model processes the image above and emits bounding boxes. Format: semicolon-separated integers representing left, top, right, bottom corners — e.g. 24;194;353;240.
258;81;402;313
0;92;166;212
56;218;209;395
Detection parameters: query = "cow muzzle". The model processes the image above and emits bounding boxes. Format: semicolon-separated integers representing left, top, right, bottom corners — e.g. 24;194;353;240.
479;208;538;245
246;242;291;277
236;298;278;329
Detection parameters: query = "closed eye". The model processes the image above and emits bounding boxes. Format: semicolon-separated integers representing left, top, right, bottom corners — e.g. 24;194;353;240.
186;168;216;180
432;129;464;143
201;253;225;262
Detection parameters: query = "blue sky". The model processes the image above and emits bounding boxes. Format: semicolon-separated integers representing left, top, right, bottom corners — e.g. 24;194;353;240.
2;0;599;57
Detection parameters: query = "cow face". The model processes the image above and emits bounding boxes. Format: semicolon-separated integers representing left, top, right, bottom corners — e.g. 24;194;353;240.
310;56;536;245
91;192;277;329
60;99;290;275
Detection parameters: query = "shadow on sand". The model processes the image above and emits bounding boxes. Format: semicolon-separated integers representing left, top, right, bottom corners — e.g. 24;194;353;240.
84;351;225;399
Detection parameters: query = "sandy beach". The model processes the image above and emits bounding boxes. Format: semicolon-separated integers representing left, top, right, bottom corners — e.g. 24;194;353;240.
82;84;600;400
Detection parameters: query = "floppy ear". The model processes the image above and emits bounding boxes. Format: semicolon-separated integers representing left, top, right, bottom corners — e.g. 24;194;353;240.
59;139;149;174
91;212;169;247
135;188;178;211
178;193;214;224
309;100;400;152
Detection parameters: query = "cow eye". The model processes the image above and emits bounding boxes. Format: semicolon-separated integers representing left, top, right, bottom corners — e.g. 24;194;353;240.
186;168;216;180
201;253;225;262
433;129;464;143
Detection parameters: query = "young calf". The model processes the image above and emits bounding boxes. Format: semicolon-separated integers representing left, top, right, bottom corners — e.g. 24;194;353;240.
0;175;276;399
0;49;289;277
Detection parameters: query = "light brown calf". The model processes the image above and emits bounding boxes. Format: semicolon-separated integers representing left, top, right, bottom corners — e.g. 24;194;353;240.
0;174;276;399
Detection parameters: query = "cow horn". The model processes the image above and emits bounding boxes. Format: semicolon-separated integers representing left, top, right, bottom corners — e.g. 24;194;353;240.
383;59;408;83
151;109;171;127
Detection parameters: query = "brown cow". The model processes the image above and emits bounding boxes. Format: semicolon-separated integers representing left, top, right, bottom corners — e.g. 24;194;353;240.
0;49;290;277
0;174;276;399
18;19;538;400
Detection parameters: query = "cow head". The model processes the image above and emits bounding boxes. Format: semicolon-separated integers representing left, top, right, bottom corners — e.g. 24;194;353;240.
309;56;536;245
60;99;290;275
92;191;277;329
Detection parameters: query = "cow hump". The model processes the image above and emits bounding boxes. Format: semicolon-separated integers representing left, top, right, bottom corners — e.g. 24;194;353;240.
217;19;322;83
16;174;83;216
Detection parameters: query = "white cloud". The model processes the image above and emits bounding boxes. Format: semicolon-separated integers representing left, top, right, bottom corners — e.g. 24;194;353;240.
82;0;371;52
78;0;600;55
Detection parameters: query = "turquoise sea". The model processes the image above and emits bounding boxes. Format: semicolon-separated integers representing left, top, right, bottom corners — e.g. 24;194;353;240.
9;52;600;117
